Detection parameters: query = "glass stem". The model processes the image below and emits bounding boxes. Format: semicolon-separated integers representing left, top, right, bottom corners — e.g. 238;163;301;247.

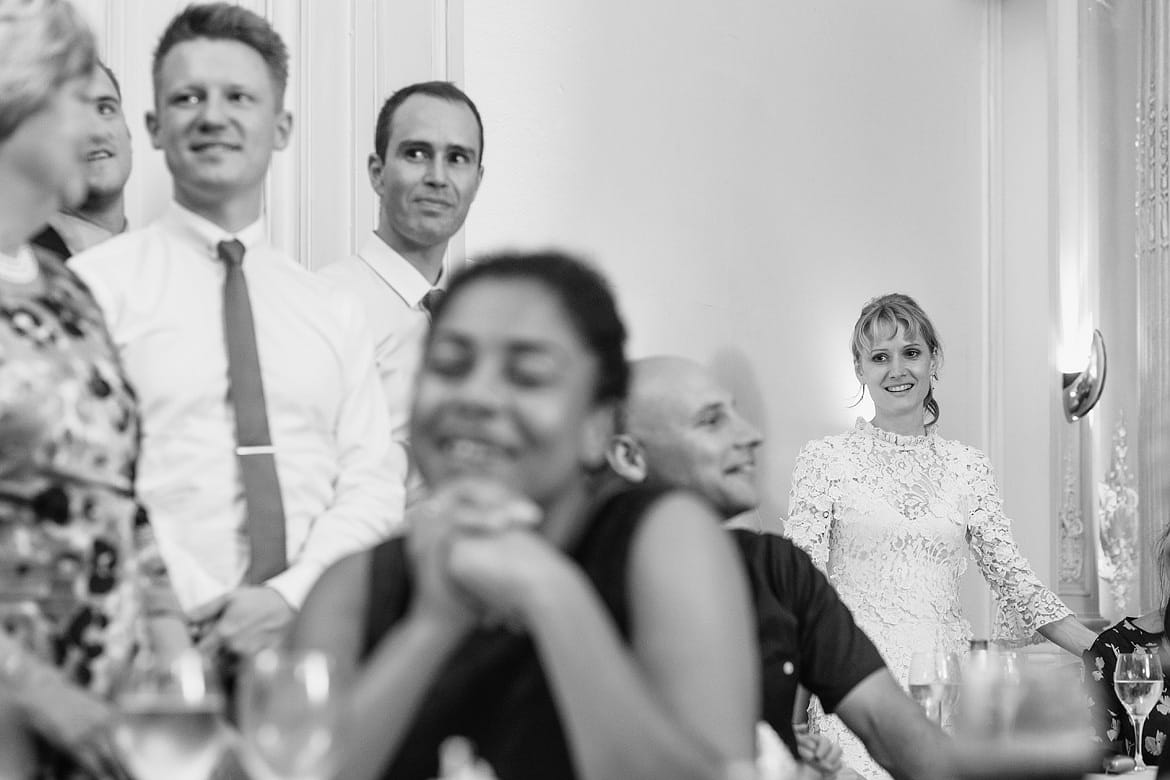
1134;714;1147;769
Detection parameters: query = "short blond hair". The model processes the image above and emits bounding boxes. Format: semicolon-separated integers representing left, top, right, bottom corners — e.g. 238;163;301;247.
0;0;96;142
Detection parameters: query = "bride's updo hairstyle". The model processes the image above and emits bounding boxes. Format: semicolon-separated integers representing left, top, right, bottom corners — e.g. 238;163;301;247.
850;293;944;428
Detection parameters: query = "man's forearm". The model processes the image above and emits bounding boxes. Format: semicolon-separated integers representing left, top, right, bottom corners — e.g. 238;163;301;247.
834;669;956;780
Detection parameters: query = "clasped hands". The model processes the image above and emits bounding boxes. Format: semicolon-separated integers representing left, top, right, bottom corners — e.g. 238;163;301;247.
189;584;295;658
407;476;550;633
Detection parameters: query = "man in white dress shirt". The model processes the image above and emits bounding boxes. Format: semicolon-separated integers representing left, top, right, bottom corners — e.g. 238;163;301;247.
319;81;483;496
73;3;404;655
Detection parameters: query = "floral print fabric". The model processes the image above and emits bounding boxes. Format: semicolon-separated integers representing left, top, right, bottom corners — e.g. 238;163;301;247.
1084;618;1168;766
0;251;163;697
785;418;1072;778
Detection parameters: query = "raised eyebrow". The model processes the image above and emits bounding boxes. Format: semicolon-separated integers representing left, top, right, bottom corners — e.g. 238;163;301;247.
397;139;435;151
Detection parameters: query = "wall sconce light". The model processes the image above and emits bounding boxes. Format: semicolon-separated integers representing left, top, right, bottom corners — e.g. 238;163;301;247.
1062;329;1106;422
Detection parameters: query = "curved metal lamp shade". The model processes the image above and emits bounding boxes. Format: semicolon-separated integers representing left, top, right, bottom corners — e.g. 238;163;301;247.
1061;329;1107;422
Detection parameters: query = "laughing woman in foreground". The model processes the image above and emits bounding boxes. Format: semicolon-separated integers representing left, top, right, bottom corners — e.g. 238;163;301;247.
292;252;759;780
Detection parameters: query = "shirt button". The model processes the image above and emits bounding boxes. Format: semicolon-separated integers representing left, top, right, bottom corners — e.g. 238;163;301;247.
783;661;794;675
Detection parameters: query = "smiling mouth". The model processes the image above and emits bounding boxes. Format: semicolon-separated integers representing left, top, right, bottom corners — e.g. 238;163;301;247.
885;383;914;393
85;150;113;161
191;142;238;153
440;437;511;467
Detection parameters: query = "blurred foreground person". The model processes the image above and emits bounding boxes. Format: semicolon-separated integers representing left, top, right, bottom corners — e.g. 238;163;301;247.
293;253;759;780
0;1;183;777
607;355;953;780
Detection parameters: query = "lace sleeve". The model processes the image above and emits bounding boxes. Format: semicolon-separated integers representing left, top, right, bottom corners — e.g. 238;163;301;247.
965;449;1073;646
784;440;836;571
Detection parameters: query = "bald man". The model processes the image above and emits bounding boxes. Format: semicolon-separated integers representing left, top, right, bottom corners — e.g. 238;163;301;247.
607;356;954;780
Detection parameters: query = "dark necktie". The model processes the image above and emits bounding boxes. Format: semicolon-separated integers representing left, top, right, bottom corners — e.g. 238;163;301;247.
420;287;445;320
218;239;287;584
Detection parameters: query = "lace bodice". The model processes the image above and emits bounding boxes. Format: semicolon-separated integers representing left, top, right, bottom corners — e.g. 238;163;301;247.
786;418;1069;650
784;419;1072;778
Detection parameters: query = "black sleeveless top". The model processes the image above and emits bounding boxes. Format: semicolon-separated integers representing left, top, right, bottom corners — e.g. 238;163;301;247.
361;484;671;780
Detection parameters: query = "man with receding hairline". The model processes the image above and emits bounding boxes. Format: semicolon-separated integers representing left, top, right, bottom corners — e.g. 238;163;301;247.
607;356;955;780
320;81;484;501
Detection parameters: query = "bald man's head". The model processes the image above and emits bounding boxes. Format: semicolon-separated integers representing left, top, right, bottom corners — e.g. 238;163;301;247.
608;356;763;520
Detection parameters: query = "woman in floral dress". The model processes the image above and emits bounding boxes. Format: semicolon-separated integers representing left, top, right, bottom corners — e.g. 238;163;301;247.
785;293;1097;779
0;2;184;776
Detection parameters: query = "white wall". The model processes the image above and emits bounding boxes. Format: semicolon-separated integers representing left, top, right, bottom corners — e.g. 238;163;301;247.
465;4;985;528
463;1;1090;638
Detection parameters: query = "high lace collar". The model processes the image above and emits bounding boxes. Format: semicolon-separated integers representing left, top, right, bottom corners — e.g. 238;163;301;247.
853;417;935;449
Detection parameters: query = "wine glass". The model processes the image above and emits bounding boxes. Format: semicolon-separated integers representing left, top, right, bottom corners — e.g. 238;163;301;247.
236;648;340;780
908;651;942;723
112;649;227;780
936;652;962;731
1113;650;1164;770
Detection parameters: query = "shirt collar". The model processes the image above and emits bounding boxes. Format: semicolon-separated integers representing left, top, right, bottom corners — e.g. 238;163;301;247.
357;232;443;308
160;202;268;260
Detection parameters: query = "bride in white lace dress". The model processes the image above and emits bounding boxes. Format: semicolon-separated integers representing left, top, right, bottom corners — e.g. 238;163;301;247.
784;293;1097;780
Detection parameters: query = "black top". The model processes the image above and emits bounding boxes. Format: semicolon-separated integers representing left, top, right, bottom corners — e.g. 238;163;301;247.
1083;617;1170;767
361;484;671;780
730;529;886;754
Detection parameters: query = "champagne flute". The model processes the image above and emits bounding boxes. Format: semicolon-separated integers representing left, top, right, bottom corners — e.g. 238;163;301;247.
908;651;941;723
237;648;340;780
112;649;227;780
1113;650;1164;770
